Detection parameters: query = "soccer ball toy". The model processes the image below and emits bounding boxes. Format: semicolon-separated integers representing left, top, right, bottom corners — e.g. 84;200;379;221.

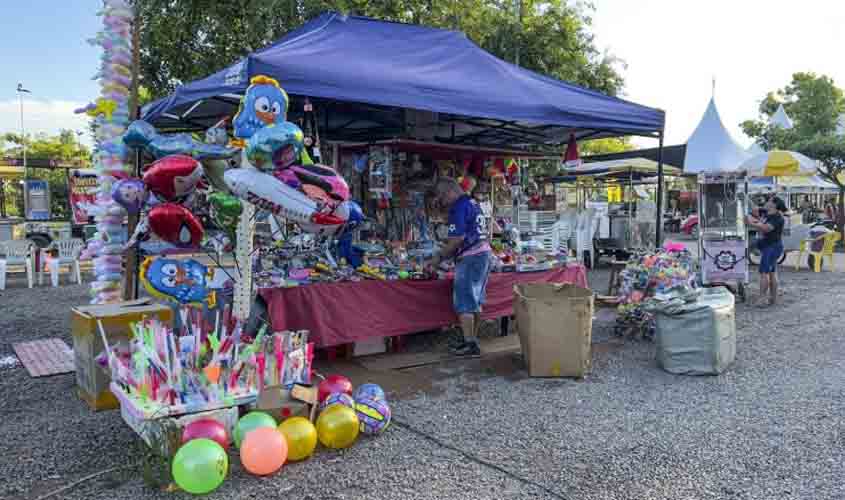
354;397;391;435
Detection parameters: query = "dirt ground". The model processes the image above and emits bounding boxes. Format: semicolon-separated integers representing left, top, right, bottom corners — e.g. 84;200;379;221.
1;265;844;500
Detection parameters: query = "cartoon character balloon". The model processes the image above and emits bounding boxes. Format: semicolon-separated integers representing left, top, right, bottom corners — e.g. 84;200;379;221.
147;203;204;248
140;257;214;306
111;178;147;215
233;75;290;139
245;122;304;171
143;155;204;202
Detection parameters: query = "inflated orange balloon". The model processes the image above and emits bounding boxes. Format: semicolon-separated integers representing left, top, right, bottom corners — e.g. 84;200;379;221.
239;427;287;475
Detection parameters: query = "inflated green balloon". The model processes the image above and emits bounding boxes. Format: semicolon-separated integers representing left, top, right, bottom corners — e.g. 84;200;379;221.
234;411;277;448
172;438;228;495
208;192;243;231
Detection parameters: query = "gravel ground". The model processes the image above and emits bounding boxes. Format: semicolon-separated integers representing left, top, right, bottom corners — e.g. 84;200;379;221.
1;268;844;500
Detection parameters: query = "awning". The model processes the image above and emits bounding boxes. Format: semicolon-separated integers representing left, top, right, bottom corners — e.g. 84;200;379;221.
142;12;664;148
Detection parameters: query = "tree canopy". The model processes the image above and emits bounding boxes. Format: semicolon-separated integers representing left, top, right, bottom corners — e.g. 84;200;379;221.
134;0;625;100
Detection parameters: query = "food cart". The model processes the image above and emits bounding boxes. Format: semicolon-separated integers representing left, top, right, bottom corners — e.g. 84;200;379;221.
696;173;749;300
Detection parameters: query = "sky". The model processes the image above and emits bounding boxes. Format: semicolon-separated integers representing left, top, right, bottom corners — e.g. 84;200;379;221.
1;0;844;150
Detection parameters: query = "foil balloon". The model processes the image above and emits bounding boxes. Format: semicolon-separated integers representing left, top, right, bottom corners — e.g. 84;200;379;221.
202;158;232;194
111;178;146;214
224;168;317;225
245;122;305;171
233;75;289;139
143;155;203;202
208;192;243;231
123;119;238;159
147;203;203;247
278;164;350;205
139;257;213;306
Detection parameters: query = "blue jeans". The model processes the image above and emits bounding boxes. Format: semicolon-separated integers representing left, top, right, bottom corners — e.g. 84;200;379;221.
759;242;783;274
453;252;491;314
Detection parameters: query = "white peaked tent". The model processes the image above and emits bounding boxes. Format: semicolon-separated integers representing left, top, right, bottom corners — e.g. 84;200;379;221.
770;104;794;129
683;97;750;174
747;141;765;155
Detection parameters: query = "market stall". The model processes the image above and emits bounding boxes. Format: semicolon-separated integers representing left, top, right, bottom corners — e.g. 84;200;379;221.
542;158;683;262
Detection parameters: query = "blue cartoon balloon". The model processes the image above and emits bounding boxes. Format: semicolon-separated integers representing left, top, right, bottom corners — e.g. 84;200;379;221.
139;257;214;306
122;120;238;160
245;121;305;171
232;75;289;139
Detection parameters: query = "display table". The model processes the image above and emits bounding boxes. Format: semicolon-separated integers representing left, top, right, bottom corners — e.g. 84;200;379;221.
259;265;588;347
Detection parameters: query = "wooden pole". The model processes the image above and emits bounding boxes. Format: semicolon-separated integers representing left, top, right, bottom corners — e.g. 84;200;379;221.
123;10;141;300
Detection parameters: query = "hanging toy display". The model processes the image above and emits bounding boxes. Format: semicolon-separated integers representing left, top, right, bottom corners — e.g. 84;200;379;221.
75;0;135;304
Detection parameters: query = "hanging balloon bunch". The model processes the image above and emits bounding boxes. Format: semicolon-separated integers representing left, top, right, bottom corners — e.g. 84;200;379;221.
222;75;355;238
75;0;135;304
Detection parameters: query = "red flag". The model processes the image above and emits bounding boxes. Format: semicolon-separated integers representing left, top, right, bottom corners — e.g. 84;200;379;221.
564;133;581;169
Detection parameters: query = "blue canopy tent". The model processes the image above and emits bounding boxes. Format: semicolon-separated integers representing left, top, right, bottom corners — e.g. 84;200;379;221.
142;12;667;241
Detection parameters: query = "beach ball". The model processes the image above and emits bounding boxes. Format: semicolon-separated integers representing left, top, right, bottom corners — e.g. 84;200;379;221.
234;411;276;448
316;404;359;449
354;397;392;435
181;418;229;451
353;383;386;402
317;374;353;404
319;392;355;412
278;417;318;462
240;427;288;476
172;438;228;495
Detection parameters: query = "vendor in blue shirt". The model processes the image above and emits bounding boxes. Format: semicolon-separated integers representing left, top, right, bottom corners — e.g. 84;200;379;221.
426;178;491;357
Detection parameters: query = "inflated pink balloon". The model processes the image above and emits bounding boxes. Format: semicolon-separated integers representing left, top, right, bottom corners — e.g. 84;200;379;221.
182;418;229;451
240;427;287;476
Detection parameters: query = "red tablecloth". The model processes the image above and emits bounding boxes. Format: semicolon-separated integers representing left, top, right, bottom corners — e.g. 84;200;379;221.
259;265;588;347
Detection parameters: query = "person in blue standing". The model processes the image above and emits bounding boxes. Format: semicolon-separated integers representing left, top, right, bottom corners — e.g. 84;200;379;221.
426;178;491;357
746;196;786;306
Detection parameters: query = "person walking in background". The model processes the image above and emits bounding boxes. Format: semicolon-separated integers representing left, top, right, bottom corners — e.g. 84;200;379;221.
426;178;492;357
747;197;786;306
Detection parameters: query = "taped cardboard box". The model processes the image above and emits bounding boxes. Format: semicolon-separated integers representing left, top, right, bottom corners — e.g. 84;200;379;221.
71;299;173;410
514;283;593;377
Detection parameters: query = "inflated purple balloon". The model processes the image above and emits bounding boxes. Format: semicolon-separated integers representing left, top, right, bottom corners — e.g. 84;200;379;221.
111;178;147;214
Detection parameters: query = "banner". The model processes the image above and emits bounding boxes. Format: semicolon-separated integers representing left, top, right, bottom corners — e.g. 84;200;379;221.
68;169;99;225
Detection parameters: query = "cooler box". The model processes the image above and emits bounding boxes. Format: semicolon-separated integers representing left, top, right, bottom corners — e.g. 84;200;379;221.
71;298;173;410
514;283;593;377
655;286;736;375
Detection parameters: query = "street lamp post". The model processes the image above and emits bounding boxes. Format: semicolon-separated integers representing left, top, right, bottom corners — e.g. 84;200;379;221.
16;83;31;177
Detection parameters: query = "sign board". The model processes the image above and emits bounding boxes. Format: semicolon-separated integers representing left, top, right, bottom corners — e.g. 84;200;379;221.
701;238;747;283
24;180;51;220
68;169;99;224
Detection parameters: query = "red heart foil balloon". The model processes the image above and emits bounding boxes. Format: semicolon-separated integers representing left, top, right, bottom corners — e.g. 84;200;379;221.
148;203;203;247
143;154;203;201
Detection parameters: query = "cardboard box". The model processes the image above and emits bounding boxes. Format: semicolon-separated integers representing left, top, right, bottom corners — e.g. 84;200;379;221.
253;385;311;421
514;283;593;377
71;299;173;411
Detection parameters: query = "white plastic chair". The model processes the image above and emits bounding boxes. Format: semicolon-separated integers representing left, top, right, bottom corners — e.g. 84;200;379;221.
0;240;36;290
41;238;85;287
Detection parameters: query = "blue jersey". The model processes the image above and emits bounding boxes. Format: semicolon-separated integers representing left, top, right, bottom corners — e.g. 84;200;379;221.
448;195;488;257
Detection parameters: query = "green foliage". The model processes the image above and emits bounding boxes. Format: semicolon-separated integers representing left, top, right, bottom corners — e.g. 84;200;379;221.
134;0;625;99
1;130;91;219
741;72;845;147
794;135;845;188
580;137;633;156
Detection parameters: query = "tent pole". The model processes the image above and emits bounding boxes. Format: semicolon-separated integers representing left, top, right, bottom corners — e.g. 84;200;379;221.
655;131;664;248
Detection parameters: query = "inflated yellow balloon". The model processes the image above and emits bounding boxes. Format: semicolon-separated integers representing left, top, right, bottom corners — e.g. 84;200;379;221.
316;404;359;449
278;417;318;462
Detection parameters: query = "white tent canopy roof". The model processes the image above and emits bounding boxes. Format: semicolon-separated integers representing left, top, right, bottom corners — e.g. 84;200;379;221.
770;104;794;129
683;97;750;174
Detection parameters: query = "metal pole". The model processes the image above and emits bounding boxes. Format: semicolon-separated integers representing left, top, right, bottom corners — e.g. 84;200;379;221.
18;89;27;177
655;131;665;248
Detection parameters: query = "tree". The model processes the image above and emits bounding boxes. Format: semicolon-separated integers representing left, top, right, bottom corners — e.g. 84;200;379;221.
580;137;633;156
1;131;91;219
741;73;845;238
133;0;625;99
740;72;845;146
794;135;845;235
